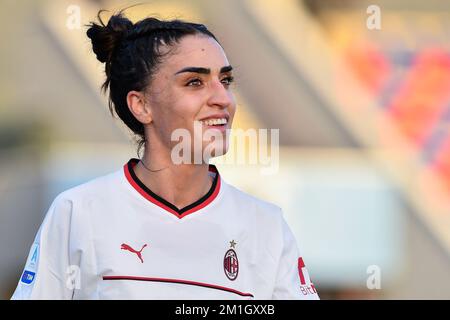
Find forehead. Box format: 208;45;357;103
163;35;230;73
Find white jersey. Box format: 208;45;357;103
11;159;319;300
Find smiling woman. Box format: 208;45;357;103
10;8;319;300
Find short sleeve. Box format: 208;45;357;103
11;196;74;300
272;213;319;300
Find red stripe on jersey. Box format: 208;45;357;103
103;275;254;298
123;159;221;219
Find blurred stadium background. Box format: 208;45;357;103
1;0;450;299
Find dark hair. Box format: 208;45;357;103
86;9;219;156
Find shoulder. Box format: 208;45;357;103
36;169;123;236
44;169;123;220
221;180;284;222
54;169;122;204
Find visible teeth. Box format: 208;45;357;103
201;118;227;126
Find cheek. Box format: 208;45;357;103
171;94;204;123
151;99;179;142
157;98;202;145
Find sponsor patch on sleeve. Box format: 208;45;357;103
26;244;39;270
20;270;36;285
20;243;39;285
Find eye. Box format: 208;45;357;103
221;76;235;86
186;78;203;87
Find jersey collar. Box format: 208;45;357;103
123;158;221;219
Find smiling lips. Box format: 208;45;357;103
200;118;228;126
197;115;229;133
199;119;228;133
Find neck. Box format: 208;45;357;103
134;146;213;210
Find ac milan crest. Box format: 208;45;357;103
223;241;239;281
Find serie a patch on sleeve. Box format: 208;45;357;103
20;243;39;285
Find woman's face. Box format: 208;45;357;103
145;34;236;163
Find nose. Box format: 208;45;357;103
207;79;233;109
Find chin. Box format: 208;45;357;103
210;147;228;158
203;140;229;160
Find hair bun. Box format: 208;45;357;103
86;12;133;63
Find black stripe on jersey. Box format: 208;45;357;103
127;159;219;215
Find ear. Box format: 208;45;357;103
126;90;153;124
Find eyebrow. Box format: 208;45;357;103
174;65;233;75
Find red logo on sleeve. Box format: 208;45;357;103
298;257;318;295
298;257;307;285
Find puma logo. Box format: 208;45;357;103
121;243;148;263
